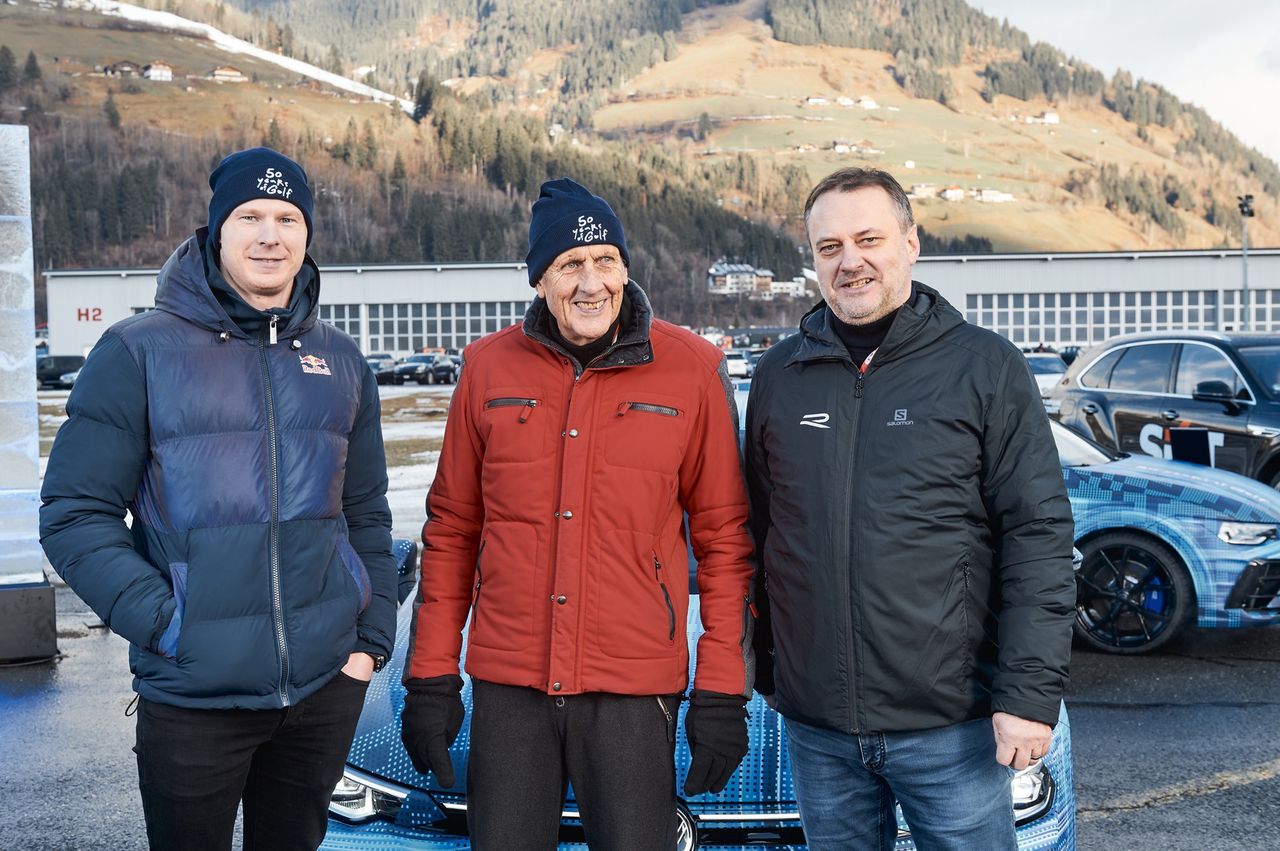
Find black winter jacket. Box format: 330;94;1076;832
745;283;1074;734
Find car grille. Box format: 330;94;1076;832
1225;559;1280;611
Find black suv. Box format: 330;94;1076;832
1045;332;1280;487
36;355;85;389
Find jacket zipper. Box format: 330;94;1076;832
617;401;680;417
654;556;675;642
471;542;486;635
258;332;289;707
486;396;539;424
656;695;675;743
843;360;869;732
544;360;576;691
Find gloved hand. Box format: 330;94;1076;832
683;690;749;796
400;675;464;788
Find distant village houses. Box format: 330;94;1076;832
707;262;807;301
210;66;248;83
143;61;173;82
103;60;142;77
976;188;1016;203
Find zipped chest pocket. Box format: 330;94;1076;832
617;401;680;418
480;392;547;462
486;397;540;423
603;395;687;472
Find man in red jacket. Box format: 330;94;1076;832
399;178;756;849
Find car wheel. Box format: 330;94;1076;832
675;799;698;851
1073;532;1193;654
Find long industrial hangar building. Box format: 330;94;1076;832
44;248;1280;357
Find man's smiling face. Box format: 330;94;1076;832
535;244;627;345
218;198;307;310
807;186;920;326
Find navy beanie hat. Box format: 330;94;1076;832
208;147;314;246
525;178;629;286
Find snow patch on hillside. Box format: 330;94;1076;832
86;0;414;115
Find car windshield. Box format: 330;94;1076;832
1025;355;1065;375
1051;420;1120;467
1236;345;1280;400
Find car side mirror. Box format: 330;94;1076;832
1192;380;1242;413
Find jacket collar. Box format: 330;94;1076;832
153;228;321;341
788;281;962;369
523;280;655;373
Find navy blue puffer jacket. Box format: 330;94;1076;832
40;232;396;709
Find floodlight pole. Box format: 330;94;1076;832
1239;194;1255;331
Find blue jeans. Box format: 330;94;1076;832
784;716;1017;851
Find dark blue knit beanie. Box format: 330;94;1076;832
208;147;314;246
525;178;629;286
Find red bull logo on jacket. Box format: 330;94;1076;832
298;354;331;376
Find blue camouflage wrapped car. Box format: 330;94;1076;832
319;543;1075;850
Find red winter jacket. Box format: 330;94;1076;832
406;285;755;698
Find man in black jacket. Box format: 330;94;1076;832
745;168;1074;850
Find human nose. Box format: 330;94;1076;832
256;219;280;244
837;243;864;273
578;260;607;292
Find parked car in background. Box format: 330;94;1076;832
322;552;1075;850
1025;352;1068;396
392;355;436;385
392;354;458;385
367;357;396;385
1045;332;1280;488
723;349;754;379
1054;419;1280;653
426;353;458;385
35;355;85;390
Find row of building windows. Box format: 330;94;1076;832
965;290;1280;345
318;301;531;355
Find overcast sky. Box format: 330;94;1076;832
972;0;1280;166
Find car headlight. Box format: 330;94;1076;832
1011;761;1055;826
1218;522;1279;545
329;774;379;821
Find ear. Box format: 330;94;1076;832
534;280;548;300
904;224;921;264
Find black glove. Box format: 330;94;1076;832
400;675;464;788
683;690;749;796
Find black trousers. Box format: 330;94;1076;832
467;680;679;851
133;671;368;851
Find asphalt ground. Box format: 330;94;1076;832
7;386;1279;850
6;594;1278;850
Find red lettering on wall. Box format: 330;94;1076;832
75;308;103;322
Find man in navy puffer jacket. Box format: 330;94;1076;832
39;148;396;851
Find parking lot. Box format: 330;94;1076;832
8;384;1279;850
